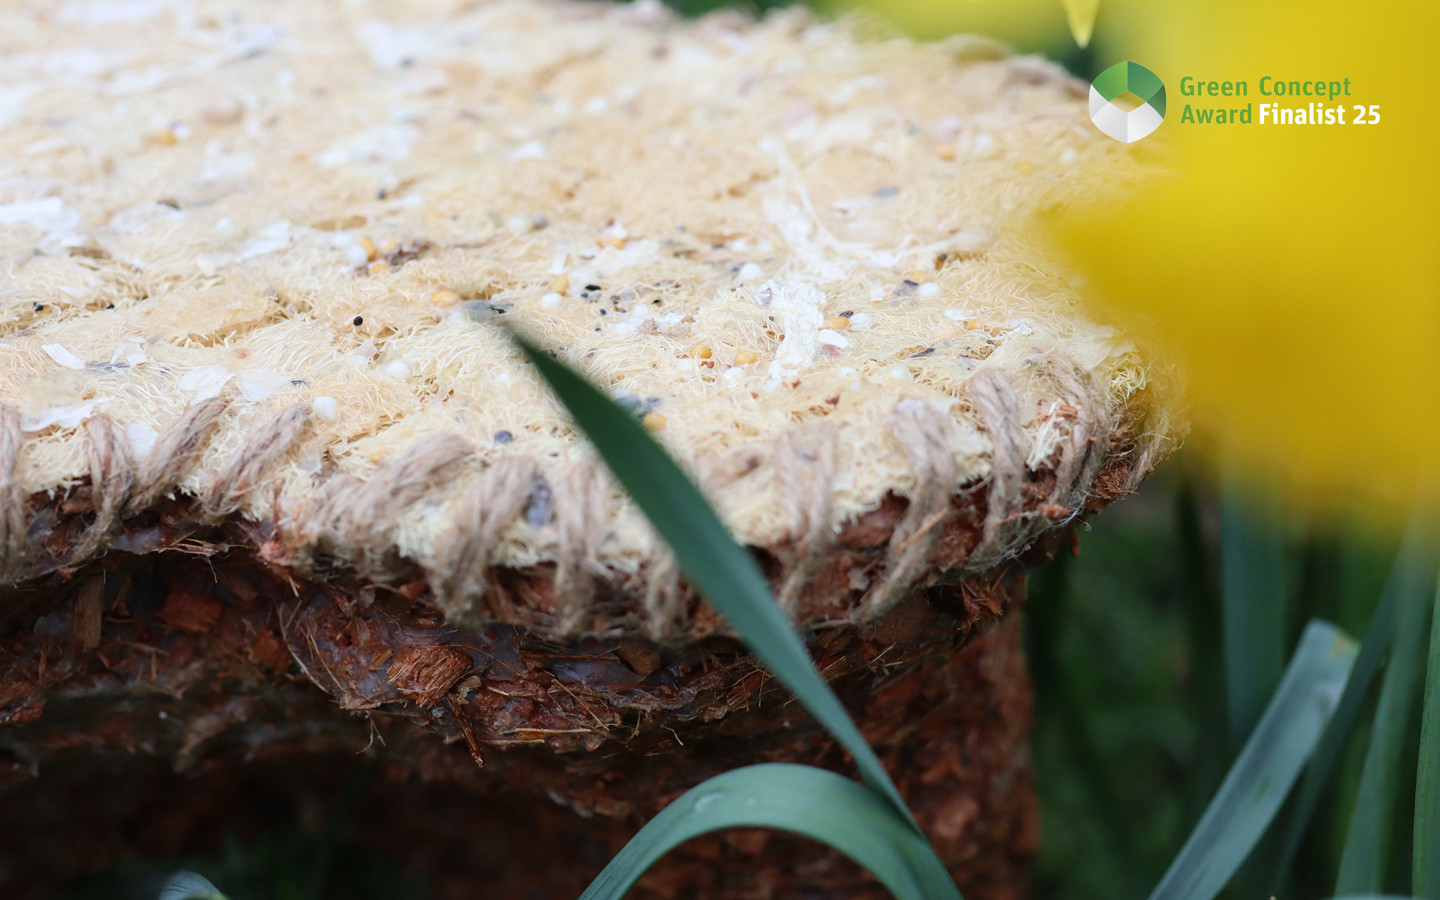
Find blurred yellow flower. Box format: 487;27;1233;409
847;0;1440;510
1057;0;1440;510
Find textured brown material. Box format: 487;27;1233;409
0;547;1035;900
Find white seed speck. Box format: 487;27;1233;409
723;366;746;382
177;365;233;400
509;140;547;161
584;96;609;115
42;344;85;370
816;329;850;348
1060;148;1079;165
539;292;563;309
21;401;97;432
918;282;941;297
738;262;763;282
344;244;368;266
848;312;873;328
125;422;158;458
313;396;339;421
383;361;410;378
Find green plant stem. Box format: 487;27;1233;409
1414;564;1440;899
1334;536;1434;893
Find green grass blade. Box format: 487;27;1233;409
158;872;227;900
511;334;914;826
1270;521;1436;893
1335;534;1436;894
1415;564;1440;899
1220;468;1289;749
578;764;960;900
1147;620;1358;900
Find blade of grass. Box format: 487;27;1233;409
1270;518;1437;893
1220;465;1289;750
1415;564;1440;899
511;333;913;825
579;764;960;900
1335;533;1436;894
1147;619;1358;900
157;872;226;900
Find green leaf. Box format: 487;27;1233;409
578;764;960;900
1147;620;1358;900
158;871;226;900
1415;563;1440;899
1061;0;1100;47
1220;469;1289;749
509;332;914;826
1270;519;1437;892
1335;529;1436;894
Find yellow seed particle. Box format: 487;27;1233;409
689;344;712;360
368;261;391;276
430;290;460;308
734;350;758;365
600;236;626;249
935;143;956;161
642;412;666;431
549;275;570;295
148;129;178;146
379;238;401;256
964;319;981;330
360;236;378;261
823;317;851;331
1016;161;1036;176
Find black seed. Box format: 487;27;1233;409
32;304;44;311
104;303;115;310
353;315;364;326
839;310;853;318
599;308;607;316
495;430;514;444
585;284;601;291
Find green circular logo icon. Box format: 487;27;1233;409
1089;61;1166;143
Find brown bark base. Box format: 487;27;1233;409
0;550;1037;899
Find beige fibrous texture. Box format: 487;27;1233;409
0;0;1177;631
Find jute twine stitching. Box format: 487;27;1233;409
0;346;1154;630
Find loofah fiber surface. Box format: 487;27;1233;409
0;0;1177;636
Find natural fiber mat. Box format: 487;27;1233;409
0;0;1175;637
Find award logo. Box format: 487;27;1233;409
1090;61;1167;142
